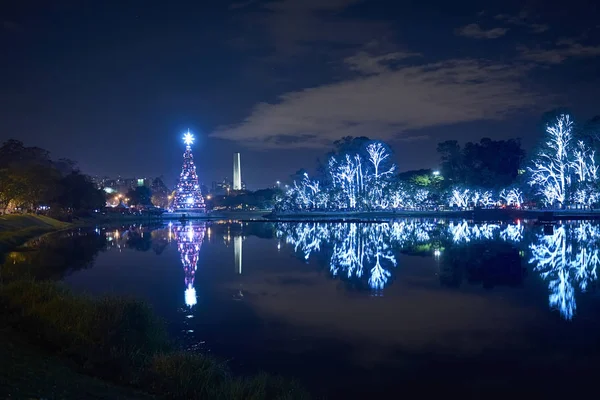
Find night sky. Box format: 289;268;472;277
2;0;600;189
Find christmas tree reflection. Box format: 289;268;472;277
171;222;206;307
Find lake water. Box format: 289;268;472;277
20;219;600;397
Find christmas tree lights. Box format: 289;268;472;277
172;130;206;211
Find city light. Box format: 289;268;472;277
433;170;440;176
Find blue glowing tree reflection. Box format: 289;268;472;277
447;220;523;244
278;219;600;318
529;222;600;320
171;222;206;307
277;221;435;291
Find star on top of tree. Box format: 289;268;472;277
183;130;195;146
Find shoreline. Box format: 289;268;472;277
0;215;71;256
162;208;600;222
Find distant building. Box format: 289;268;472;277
210;177;245;195
211;178;232;195
97;176;152;194
233;152;242;190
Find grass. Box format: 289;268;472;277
0;214;70;254
0;328;154;399
0;214;69;231
0;280;310;399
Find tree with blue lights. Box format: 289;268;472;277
528;114;573;207
172;131;206;211
528;114;600;208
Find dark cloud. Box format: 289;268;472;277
262;0;364;12
228;0;259;10
2;20;22;32
455;23;508;39
344;51;421;75
518;39;600;64
234;0;390;56
212;56;539;149
495;11;549;34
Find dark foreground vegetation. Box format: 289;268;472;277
0;282;307;399
0;216;309;399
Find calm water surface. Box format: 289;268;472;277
24;219;600;397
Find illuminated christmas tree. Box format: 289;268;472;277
172;131;206;211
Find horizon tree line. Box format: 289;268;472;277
277;112;600;211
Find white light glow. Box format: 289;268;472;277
185;286;197;307
183;130;195;146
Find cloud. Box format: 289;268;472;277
455;23;508;39
344;51;421;75
211;56;538;149
518;40;600;64
233;0;389;56
530;23;549;34
263;0;364;12
494;11;549;34
228;0;259;10
2;20;22;33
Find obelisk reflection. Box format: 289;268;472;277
234;235;243;274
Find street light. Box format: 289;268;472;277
433;170;440;176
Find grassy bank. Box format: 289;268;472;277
0;214;70;254
0;281;308;399
0;328;154;399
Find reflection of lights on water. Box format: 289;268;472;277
529;222;600;320
234;236;243;274
447;220;523;244
185;286;197;307
172;223;206;309
278;222;403;291
277;241;281;250
278;220;526;293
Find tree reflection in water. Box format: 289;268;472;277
277;221;437;291
529;222;600;320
